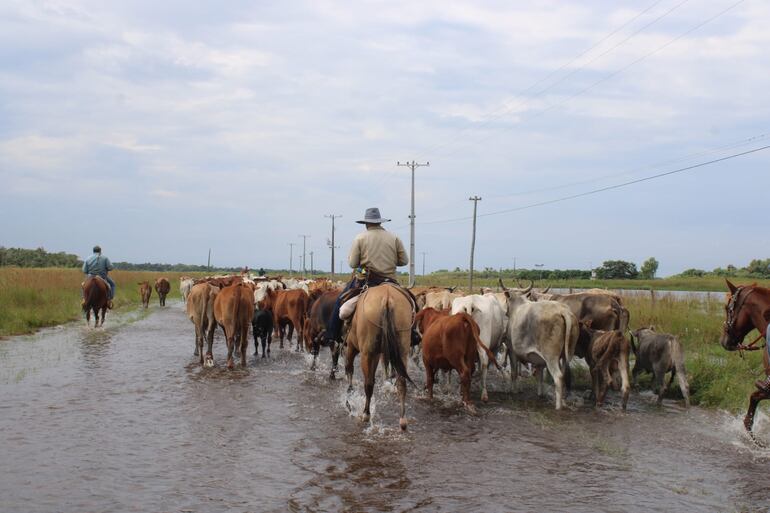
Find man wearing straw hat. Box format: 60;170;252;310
325;207;409;344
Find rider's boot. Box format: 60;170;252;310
107;299;114;309
754;376;770;393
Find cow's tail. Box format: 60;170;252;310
670;337;690;407
381;298;415;387
465;315;500;370
234;283;243;332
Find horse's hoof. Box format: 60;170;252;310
227;359;234;369
399;417;408;431
361;413;370;423
481;391;489;403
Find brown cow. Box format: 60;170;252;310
261;288;308;351
214;283;255;368
414;307;451;336
187;283;219;366
577;323;631;410
138;281;152;308
155;277;171;306
421;312;500;413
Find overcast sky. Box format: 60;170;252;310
1;0;768;276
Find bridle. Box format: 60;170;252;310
724;286;766;353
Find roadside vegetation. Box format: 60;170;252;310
0;268;202;337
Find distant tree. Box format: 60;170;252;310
640;257;659;279
680;268;706;277
595;260;639;280
746;258;770;277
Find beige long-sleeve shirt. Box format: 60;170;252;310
348;225;408;280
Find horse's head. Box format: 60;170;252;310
720;279;767;351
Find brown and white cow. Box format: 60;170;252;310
421;312;500;413
138;281;152;309
214;283;255;368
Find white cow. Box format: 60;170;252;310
504;291;578;410
180;277;195;303
426;289;462;310
451;294;508;402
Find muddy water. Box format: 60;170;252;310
1;303;768;513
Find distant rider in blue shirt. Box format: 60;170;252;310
82;245;116;309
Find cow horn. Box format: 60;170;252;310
522;280;533;294
543;285;551;293
498;278;509;291
516;278;525;288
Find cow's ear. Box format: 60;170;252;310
725;279;738;294
503;290;511;299
583;318;593;328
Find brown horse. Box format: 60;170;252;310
83;276;109;327
345;284;414;430
720;279;770;433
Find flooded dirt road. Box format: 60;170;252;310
1;303;768;512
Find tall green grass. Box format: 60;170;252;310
0;268;202;337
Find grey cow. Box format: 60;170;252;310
629;328;690;407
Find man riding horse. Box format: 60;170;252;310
82;245;116;309
325;207;417;345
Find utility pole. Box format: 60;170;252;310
421;251;427;276
298;235;310;278
468;195;482;293
287;243;296;276
207;248;211;271
397;160;429;287
325;214;341;280
310;251;314;276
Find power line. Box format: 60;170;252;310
416;143;770;226
421;0;680;158
370;0;676;194
436;0;747;162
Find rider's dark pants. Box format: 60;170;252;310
326;277;358;342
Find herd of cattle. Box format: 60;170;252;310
142;274;691;413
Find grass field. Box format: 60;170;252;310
1;268;766;413
0;267;203;337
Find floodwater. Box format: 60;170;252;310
1;303;768;513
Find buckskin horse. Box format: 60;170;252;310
83;276;109;327
345;283;414;430
720;279;770;434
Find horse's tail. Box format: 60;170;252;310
381;297;415;386
670;336;690;407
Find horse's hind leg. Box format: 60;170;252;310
360;352;376;423
345;342;359;393
744;390;769;431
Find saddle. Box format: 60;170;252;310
82;275;109;289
